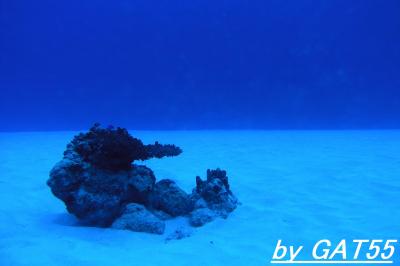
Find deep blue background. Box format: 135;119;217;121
1;0;400;130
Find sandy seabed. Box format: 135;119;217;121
0;130;399;266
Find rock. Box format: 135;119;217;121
165;227;192;241
193;198;208;209
126;165;156;204
194;169;238;213
189;208;216;227
150;209;172;221
48;161;156;226
112;203;165;234
148;179;193;217
189;168;238;225
66;188;122;226
47;157;87;203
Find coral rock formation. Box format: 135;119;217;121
47;124;237;235
189;169;239;226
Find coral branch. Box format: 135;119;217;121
65;123;182;170
145;142;182;159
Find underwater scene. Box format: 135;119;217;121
1;0;400;265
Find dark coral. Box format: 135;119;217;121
68;123;182;171
145;141;182;159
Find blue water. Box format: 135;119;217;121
1;2;400;264
1;0;400;131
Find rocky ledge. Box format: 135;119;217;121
47;124;238;235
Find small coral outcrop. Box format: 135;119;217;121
189;169;238;226
47;124;238;235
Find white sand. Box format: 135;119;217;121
0;130;399;265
